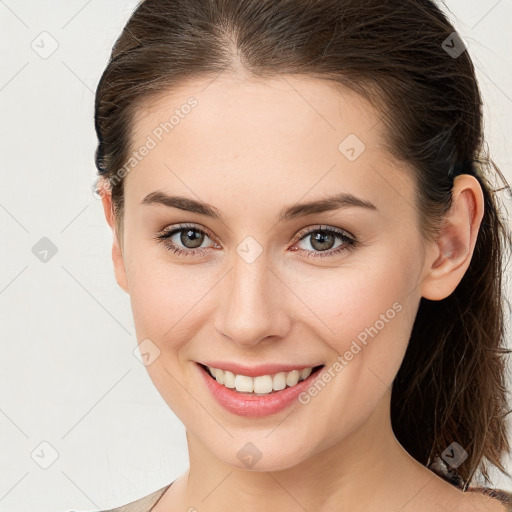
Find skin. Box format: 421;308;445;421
99;73;501;511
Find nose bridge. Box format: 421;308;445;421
214;246;290;346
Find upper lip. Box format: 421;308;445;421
197;361;323;377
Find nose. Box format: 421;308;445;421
214;251;292;348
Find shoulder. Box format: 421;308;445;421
427;457;512;511
97;482;172;512
464;486;512;512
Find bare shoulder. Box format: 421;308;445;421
451;487;512;512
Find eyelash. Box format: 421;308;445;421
154;223;358;259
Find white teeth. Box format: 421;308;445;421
253;375;273;394
301;367;312;380
235;374;253;393
273;372;287;391
223;370;236;388
206;365;318;395
286;370;300;387
213;368;224;385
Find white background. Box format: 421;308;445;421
0;1;511;510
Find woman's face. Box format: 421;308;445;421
107;74;435;471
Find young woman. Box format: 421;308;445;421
93;0;512;510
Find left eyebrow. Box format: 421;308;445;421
278;192;377;222
141;191;377;223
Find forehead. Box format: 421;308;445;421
125;74;415;222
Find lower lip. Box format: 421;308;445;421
196;363;324;417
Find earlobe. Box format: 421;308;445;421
420;175;484;301
98;178;130;294
111;237;129;294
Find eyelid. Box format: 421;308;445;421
158;223;355;244
158;223;217;243
293;224;356;243
156;222;358;258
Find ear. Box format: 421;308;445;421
98;178;129;294
420;174;485;301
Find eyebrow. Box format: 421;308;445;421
141;191;377;222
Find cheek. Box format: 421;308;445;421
125;247;218;343
288;252;421;443
286;246;420;371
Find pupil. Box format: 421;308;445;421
312;232;334;251
182;229;204;248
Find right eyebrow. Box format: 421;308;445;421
141;191;222;220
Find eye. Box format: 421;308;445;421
154;223;219;258
290;225;357;259
154;223;358;259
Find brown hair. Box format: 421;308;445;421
94;0;512;488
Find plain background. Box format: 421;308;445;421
0;1;511;510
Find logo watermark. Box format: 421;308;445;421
93;97;199;199
298;301;403;404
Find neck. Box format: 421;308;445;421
167;390;445;512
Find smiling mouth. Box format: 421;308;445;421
198;363;324;396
